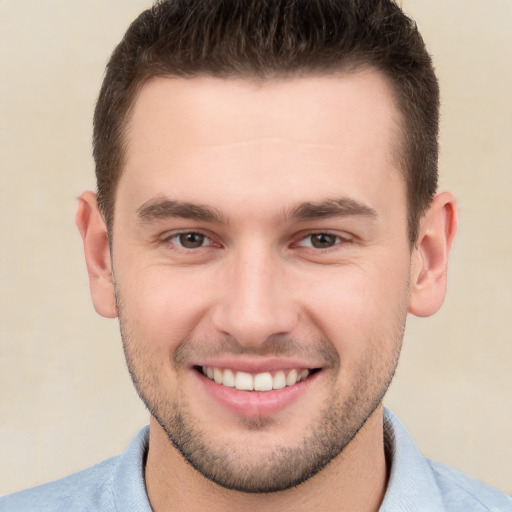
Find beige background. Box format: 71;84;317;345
1;0;511;496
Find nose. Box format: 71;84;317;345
211;245;299;347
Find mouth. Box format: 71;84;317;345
196;365;318;391
192;360;323;417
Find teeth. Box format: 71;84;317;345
273;370;286;390
235;371;253;391
213;368;223;384
201;366;311;391
223;369;235;387
254;372;273;391
286;369;298;386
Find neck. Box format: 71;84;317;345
145;406;389;512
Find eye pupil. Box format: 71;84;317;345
179;233;205;248
311;233;336;248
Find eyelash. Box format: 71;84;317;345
163;231;217;250
293;232;349;250
161;230;350;252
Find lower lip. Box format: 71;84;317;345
195;370;319;418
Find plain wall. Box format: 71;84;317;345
0;0;511;495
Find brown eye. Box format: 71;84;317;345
309;233;338;248
178;232;206;248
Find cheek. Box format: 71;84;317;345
116;262;215;350
298;257;410;358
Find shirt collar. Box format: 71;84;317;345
112;426;152;511
380;408;446;512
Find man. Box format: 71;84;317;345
1;1;510;511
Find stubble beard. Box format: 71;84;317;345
116;291;405;493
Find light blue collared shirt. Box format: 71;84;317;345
1;409;510;511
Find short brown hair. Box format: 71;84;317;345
94;0;439;244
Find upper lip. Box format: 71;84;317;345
192;357;323;373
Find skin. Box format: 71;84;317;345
76;70;457;512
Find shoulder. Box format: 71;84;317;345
427;459;512;512
0;426;151;512
382;409;511;512
0;455;120;512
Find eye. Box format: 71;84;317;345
296;233;343;249
168;232;211;249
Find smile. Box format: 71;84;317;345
200;366;313;391
195;363;322;417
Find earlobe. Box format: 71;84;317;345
408;192;458;317
75;191;118;318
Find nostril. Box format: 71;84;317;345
210;304;300;348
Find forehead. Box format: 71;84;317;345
125;69;401;152
118;71;404;222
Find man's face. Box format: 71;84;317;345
112;71;412;492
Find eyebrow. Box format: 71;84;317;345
137;198;226;224
136;196;377;224
290;198;377;221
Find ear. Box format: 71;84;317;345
75;191;118;318
408;192;458;317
